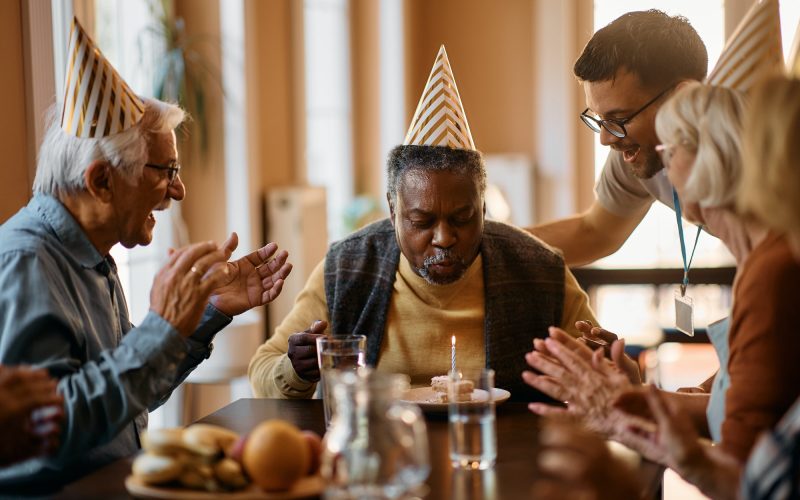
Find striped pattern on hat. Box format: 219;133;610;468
787;19;800;77
707;0;783;92
403;45;475;150
60;17;144;138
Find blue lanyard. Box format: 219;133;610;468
672;188;702;296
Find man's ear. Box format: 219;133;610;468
386;192;396;228
84;161;114;203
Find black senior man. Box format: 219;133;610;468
249;46;595;403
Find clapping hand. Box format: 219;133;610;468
576;321;642;384
611;385;741;498
209;233;293;317
522;327;633;438
150;241;231;337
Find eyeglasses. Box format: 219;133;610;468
145;162;181;186
655;143;679;167
580;86;673;139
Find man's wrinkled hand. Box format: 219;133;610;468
150;241;230;337
209;233;293;317
287;321;328;382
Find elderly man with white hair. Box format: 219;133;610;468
0;20;291;490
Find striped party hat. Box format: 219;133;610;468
404;45;475;150
788;20;800;77
60;17;144;138
706;0;783;92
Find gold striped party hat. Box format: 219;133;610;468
60;17;144;138
788;20;800;77
404;45;475;150
706;0;783;92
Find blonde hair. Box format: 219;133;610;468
738;76;800;239
34;98;186;195
655;82;747;208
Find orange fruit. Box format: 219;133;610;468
242;420;310;491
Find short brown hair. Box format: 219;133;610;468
574;10;707;90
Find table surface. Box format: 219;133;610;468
57;398;662;499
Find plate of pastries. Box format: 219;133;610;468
126;420;324;499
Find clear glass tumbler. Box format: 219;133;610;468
448;368;497;470
316;335;367;427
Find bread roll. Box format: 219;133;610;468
141;428;186;456
132;453;183;485
214;458;248;488
182;424;240;457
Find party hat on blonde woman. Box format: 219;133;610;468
404;45;475;150
60;17;144;138
706;0;783;92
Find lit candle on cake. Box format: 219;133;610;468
451;335;456;374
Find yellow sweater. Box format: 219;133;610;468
248;253;596;397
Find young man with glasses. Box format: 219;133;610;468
528;10;707;266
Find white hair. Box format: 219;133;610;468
655;83;747;208
34;98;186;195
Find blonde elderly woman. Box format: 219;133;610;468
530;76;800;500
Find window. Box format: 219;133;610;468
303;0;355;240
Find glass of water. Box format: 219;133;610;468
316;335;366;427
448;368;497;470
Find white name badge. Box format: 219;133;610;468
675;289;694;337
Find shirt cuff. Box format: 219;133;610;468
192;303;232;344
185;303;233;361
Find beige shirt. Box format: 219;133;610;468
248;253;597;398
595;150;674;217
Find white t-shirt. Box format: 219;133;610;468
595;150;674;217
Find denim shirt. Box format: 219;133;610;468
0;194;231;489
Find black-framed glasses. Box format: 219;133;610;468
580;86;673;139
145;162;181;186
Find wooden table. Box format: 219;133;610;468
58;398;662;499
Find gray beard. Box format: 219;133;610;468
417;250;467;285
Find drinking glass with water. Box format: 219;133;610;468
316;335;367;427
448;368;497;470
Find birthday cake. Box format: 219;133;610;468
430;375;473;403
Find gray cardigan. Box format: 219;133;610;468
324;218;565;402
